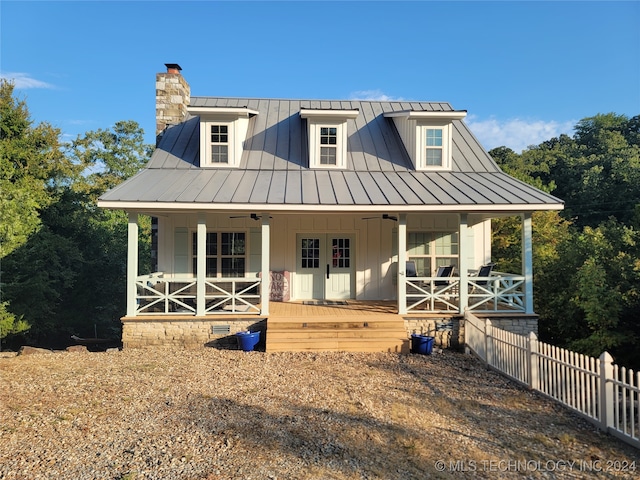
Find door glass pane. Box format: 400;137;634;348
332;238;350;268
301;238;320;269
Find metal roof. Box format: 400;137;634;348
99;97;563;212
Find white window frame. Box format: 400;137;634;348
206;121;232;165
417;122;452;170
309;122;345;168
300;109;359;169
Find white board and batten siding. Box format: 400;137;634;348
155;213;491;302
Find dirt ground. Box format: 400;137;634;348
1;347;638;479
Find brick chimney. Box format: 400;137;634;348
155;63;190;142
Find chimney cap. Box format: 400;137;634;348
164;63;182;73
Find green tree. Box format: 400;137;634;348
0;79;74;258
1;101;152;346
0;79;76;340
552;114;640;227
491;114;640;369
67;120;152;200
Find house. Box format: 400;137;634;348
97;64;564;351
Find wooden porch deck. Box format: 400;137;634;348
268;300;398;317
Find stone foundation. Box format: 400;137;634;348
123;313;538;351
122;317;266;349
403;314;538;350
478;315;539;336
404;316;464;349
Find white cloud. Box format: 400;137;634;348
466;116;576;153
349;89;405;102
0;72;55;89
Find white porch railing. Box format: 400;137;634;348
136;275;262;315
406;276;460;311
464;311;640;450
468;272;525;311
406;273;526;313
203;278;261;314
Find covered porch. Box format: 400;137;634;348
124;211;535;318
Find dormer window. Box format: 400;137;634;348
320;127;338;165
210;124;229;163
384;110;466;171
300;109;359;169
425;128;443;166
189;106;258;168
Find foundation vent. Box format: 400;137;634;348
211;325;231;335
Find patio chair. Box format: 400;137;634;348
406;261;418;278
470;263;494;292
434;265;454;288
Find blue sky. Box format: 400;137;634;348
1;1;639;153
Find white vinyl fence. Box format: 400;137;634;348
464;311;640;450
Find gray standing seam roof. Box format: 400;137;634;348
99;97;563;210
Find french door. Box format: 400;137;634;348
295;234;354;300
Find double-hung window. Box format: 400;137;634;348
319;127;338;165
425;128;444;166
210;124;229;163
192;232;246;277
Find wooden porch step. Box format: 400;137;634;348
267;328;407;340
265;317;409;353
266;338;409;353
267;320;401;330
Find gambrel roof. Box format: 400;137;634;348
98;97;563;213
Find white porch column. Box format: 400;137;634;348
196;213;207;316
260;213;270;315
398;213;407;315
126;212;139;317
458;213;470;313
522;213;534;314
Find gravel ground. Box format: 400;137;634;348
1;347;639;480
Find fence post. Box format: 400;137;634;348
528;331;539;391
485;319;493;367
599;351;614;431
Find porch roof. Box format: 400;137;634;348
98;97;563;212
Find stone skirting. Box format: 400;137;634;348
476;315;539;336
403;314;539;350
123;313;538;351
121;317;266;349
404;316;464;349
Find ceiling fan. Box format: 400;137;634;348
362;214;398;221
229;213;261;220
229;213;272;220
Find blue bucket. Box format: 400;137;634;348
236;331;260;352
411;334;434;355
